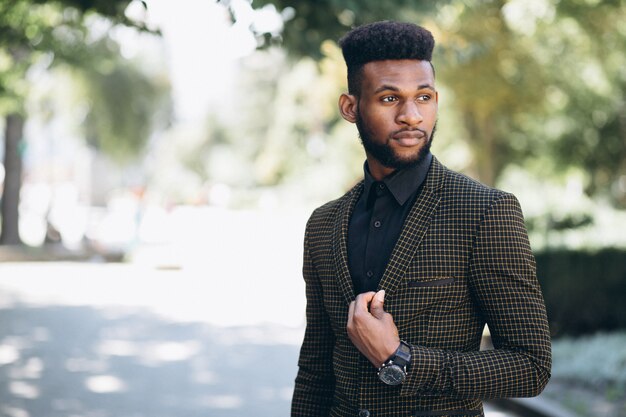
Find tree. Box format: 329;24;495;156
540;0;626;206
227;0;544;186
76;39;171;164
0;0;157;245
433;0;549;186
235;0;625;207
219;0;440;59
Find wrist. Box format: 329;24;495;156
380;341;402;368
377;340;412;386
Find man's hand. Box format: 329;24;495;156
347;290;400;367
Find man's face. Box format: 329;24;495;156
340;59;438;179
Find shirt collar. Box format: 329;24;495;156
362;152;433;206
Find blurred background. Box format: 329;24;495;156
0;0;625;416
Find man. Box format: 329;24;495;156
291;21;551;417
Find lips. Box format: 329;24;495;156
391;130;426;146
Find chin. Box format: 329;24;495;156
388;148;429;169
395;150;424;163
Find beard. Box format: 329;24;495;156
356;111;436;170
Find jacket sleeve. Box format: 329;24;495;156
291;223;336;416
400;192;552;399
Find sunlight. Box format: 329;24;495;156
9;357;44;380
0;344;20;365
65;358;107;373
0;407;29;417
199;394;243;409
9;381;39;399
142;341;200;363
0;209;308;330
85;375;127;394
96;339;139;357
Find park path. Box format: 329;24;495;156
0;262;521;417
0;208;532;416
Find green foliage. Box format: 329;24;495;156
220;0;442;59
538;0;626;205
536;249;626;336
0;0;166;161
548;332;626;416
30;0;139;16
241;0;626;208
552;332;626;390
0;0;142;108
152;43;365;207
79;52;171;163
235;45;365;197
432;0;553;185
0;0;167;245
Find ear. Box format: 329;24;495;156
339;93;358;124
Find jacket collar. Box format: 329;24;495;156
332;156;446;305
362;152;433;207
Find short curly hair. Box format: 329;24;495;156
339;21;435;96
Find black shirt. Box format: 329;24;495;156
347;153;432;295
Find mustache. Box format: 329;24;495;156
390;127;428;136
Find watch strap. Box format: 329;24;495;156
391;340;411;368
379;340;411;370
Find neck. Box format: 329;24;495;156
369;167;395;181
366;156;396;181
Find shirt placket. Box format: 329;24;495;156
363;183;388;287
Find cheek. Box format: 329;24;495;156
425;106;438;125
362;109;394;133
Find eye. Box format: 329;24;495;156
381;96;398;103
417;94;432;102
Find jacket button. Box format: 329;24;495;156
358;410;370;417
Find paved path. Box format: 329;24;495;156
0;302;297;416
0;262;528;417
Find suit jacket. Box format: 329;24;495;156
292;157;551;417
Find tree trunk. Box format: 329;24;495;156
478;115;496;187
618;97;626;207
1;113;24;245
463;112;497;187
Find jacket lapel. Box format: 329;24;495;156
378;157;446;297
332;181;363;305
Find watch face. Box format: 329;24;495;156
378;364;405;385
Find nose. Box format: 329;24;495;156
396;101;423;127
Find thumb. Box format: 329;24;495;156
369;290;386;318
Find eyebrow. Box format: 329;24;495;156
373;84;436;94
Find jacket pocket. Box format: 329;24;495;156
407;277;455;287
390;276;466;332
413;409;482;416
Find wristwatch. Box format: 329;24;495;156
377;341;411;385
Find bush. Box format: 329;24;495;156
535;249;626;336
551;332;626;386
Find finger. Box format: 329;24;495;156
346;301;355;335
354;291;376;312
369;290;386;318
348;300;355;322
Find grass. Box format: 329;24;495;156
545;331;626;416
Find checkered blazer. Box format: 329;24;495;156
292;157;551;417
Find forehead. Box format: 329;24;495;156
360;59;435;92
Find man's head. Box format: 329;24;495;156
338;21;438;179
339;21;435;97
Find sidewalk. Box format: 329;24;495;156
0;209;589;417
0;255;306;417
0;301;299;417
0;262;565;417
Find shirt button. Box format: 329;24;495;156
378;183;385;190
373;220;382;228
358;410;370;417
366;270;374;278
